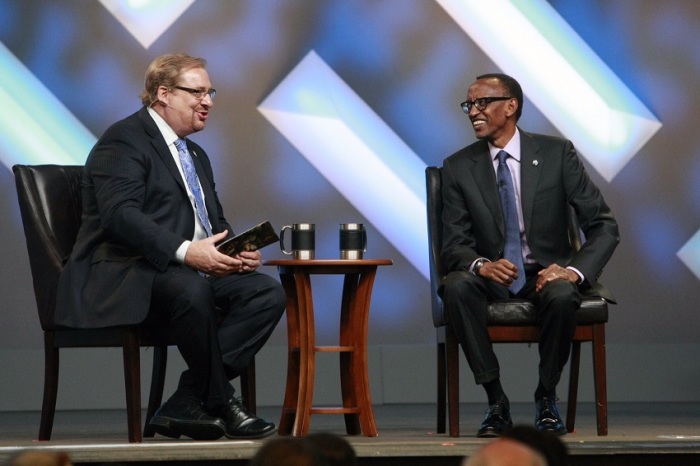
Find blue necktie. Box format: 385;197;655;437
497;150;525;294
174;138;213;237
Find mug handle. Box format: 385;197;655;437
361;225;368;252
280;225;293;255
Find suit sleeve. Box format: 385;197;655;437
562;141;620;284
441;158;481;273
87;128;187;271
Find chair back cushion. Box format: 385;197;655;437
425;167;446;327
13;164;83;331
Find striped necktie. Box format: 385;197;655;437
174;138;213;237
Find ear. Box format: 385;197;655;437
155;85;170;107
505;97;518;118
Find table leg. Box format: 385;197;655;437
340;273;362;435
340;267;379;437
293;271;316;437
278;273;299;435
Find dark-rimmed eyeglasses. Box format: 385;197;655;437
460;96;512;113
174;86;216;100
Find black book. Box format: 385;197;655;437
216;221;279;257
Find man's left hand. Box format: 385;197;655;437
234;250;261;273
536;264;578;292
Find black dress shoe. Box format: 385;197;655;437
149;394;226;440
221;396;276;439
477;398;513;438
535;397;566;435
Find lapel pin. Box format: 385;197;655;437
532;160;539;166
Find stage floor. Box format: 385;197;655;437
1;403;699;465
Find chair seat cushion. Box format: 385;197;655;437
486;298;608;326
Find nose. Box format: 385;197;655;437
201;94;213;107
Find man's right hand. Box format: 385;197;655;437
184;230;243;276
478;259;520;288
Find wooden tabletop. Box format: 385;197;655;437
263;259;393;266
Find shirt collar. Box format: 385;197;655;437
488;127;521;162
147;107;179;147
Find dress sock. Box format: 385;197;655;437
484;379;508;406
535;381;556;401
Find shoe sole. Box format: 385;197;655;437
150;415;225;441
476;420;513;438
536;425;567;436
476;430;503;438
224;425;277;440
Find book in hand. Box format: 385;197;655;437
216;221;279;257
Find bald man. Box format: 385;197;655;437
463;438;548;466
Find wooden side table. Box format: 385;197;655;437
264;259;392;437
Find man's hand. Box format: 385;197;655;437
536;264;578;292
478;259;520;288
234;249;262;273
184;230;245;276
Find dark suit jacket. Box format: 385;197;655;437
441;130;619;299
56;107;233;328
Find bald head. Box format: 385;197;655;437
464;438;547;466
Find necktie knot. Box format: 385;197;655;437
174;138;186;152
497;150;509;165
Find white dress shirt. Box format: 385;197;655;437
148;107;211;262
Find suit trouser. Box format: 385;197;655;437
442;270;580;394
149;264;286;414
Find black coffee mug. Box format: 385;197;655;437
339;223;367;259
280;223;315;259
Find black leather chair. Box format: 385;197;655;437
13;164;256;442
425;166;609;437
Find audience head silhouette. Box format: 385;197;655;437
463;437;547;466
249;437;322;466
307;432;359;466
8;451;72;466
503;424;569;466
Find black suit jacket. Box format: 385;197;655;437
441;130;619;299
56;107;232;328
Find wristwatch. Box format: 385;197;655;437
472;258;486;276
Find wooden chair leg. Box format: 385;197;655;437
241;357;257;415
122;328;143;443
39;332;58;441
143;344;168;438
592;324;608;436
437;337;446;434
446;326;460;438
566;341;582;433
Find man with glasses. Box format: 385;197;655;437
440;73;619;437
56;53;285;440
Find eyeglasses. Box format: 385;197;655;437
174;86;216;100
460;96;512;113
